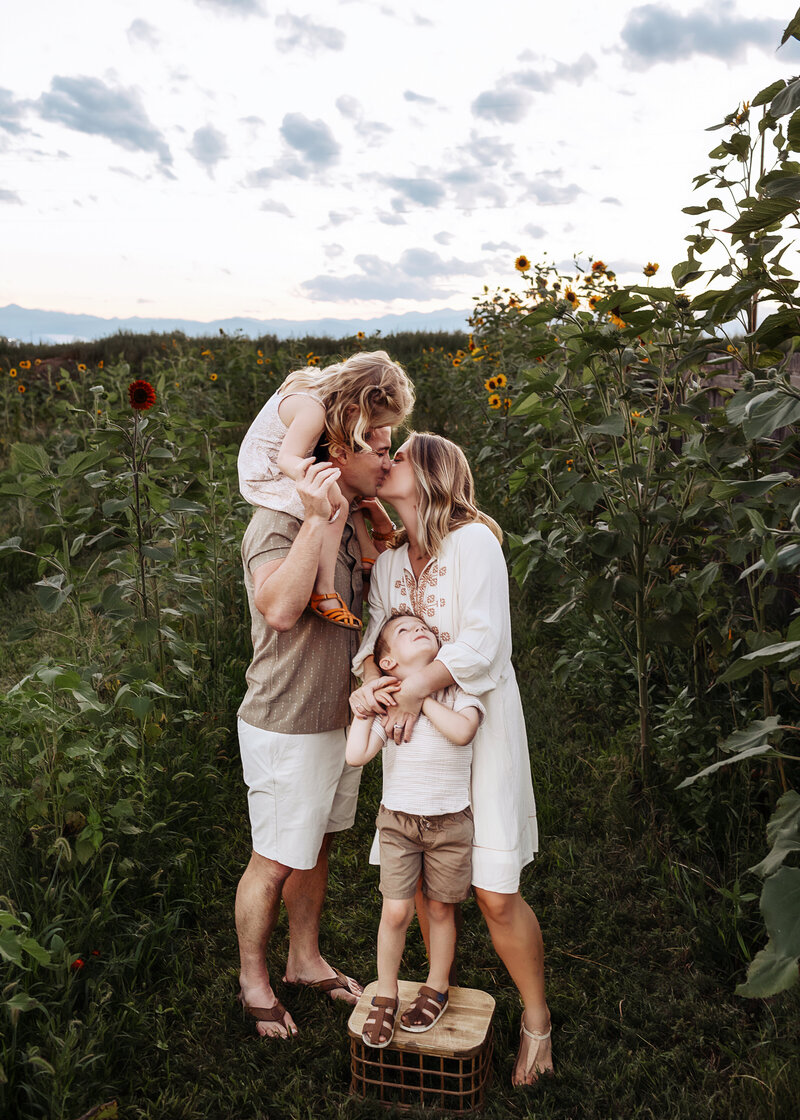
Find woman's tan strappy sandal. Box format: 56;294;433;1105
362;995;399;1049
400;985;449;1033
309;591;361;630
512;1018;553;1086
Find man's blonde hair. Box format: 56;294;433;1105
279;350;414;455
395;432;503;557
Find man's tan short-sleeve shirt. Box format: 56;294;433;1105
237;507;363;734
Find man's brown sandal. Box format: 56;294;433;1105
400;985;449;1033
282;966;360;1003
237;992;296;1038
309;591;361;630
362;995;399;1049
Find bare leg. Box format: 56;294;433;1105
313;489;351;611
376;897;415;998
473;888;553;1085
283;834;363;1003
235;851;298;1038
423;899;456;993
415;879;462;985
352;509;379;565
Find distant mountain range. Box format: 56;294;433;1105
0;303;471;344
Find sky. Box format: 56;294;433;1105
2;0;800;325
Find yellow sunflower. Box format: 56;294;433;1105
643;262;659;277
209;372;218;381
488;393;502;409
515;255;531;273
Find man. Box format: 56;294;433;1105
235;427;393;1038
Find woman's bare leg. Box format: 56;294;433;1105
473;887;553;1085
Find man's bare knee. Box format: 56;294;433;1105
246;850;294;887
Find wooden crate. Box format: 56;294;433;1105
348;980;495;1112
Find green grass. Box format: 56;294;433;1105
4;605;798;1120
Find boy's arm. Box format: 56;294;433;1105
276;398;327;480
420;697;481;746
345;716;386;767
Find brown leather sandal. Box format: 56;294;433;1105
362;994;399;1049
282;966;360;1003
237;992;297;1038
309;591;361;630
400;985;449;1033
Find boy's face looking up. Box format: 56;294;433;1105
376;616;439;678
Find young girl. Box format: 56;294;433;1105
238;350;414;629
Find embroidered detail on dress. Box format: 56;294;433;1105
392;560;449;639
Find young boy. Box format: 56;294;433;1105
346;613;485;1049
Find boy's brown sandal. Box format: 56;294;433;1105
362;995;399;1049
400;985;449;1033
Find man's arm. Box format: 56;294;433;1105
251;459;341;631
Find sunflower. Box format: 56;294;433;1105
201;349;213;357
98;360;104;369
588;295;601;311
494;373;507;388
484;377;498;390
9;369;17;377
209;372;218;381
452;358;461;367
488;393;502;409
591;260;606;272
17;384;25;394
515;255;530;273
128;379;157;410
643;262;659;277
19;359;31;369
257;349;263;357
257;358;264;364
34;358;41;366
78;363;87;372
503;398;512;410
565;288;578;307
609;312;626;329
357;331;365;340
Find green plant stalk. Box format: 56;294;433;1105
130;413;150;628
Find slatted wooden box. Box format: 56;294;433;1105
348;980;495;1113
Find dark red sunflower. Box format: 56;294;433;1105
128;380;156;411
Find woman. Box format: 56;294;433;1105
350;432;553;1086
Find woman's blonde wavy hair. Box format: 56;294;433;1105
278;350;414;455
394;432;502;556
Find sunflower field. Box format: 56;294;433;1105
2;15;800;1120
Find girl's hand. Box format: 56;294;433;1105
381;680;425;743
350;676;401;718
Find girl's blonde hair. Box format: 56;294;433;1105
395;432;503;556
279;350;414;454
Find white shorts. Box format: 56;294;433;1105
238;718;361;870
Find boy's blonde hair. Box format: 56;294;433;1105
394;432;503;557
279;350;414;455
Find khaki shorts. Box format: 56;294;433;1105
376;804;473;903
238;718;361;870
